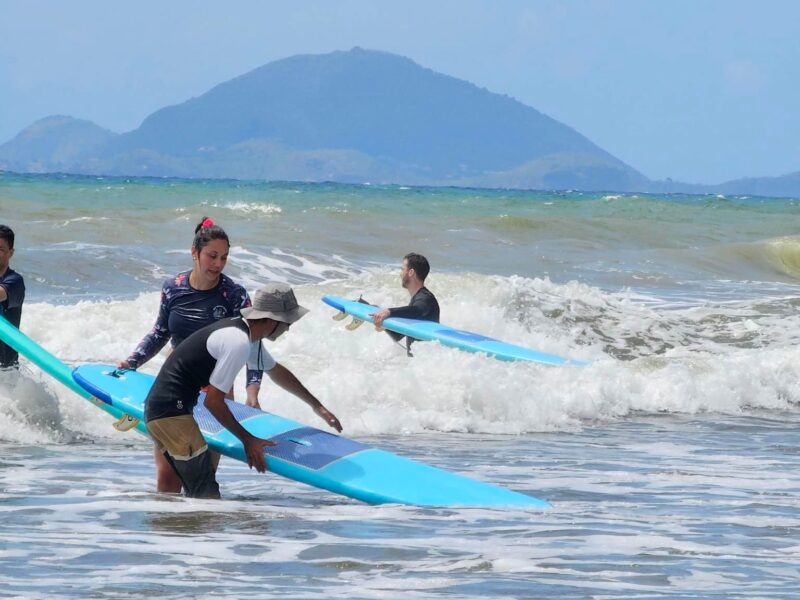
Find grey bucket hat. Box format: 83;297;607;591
240;282;309;323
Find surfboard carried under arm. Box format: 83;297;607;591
322;294;588;366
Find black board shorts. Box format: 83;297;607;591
147;415;220;499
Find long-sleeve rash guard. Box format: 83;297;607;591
0;267;25;368
126;270;263;386
387;287;440;322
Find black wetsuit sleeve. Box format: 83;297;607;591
0;271;24;368
388;288;440;322
127;284;172;368
388;304;426;319
0;271;24;311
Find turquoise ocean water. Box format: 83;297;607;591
1;172;800;598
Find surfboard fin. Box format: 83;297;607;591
345;317;365;331
112;413;140;432
331;311;348;321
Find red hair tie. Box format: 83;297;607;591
201;218;215;229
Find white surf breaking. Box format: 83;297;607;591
4;272;800;445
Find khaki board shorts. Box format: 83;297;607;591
147;415;220;498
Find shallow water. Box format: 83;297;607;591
2;414;799;598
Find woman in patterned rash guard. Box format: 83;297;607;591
117;217;266;493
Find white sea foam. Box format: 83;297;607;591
6;272;800;446
219;201;283;215
56;216;111;226
0;368;68;443
228;246;373;287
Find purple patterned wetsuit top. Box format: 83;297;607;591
127;270;262;386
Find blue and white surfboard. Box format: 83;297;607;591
322;294;587;366
0;316;548;507
72;364;549;507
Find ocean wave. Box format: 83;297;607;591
304;204;353;215
687;236;800;282
491;214;547;230
227;246;373;287
56;216;111;226
8;179;800;304
219;201;283;215
0;368;74;443
8;272;800;441
760;236;800;279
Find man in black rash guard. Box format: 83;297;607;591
370;253;440;353
144;282;342;499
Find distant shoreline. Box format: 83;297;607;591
2;168;798;201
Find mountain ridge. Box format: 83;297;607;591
0;48;796;196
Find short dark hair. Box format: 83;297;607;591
0;225;15;249
404;252;430;281
193;216;229;252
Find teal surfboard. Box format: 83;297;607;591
0;315;146;433
72;364;548;507
0;316;549;507
322;294;588;366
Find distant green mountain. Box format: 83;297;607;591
112;48;645;185
2;48;796;196
0;48;648;190
645;171;800;198
715;171;800;197
0;116;115;173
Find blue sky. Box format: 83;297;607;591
1;0;797;183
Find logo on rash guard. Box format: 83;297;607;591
212;305;228;319
176;399;183;410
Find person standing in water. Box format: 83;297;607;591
0;225;25;369
117;217;265;493
144;282;342;498
370;253;440;352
